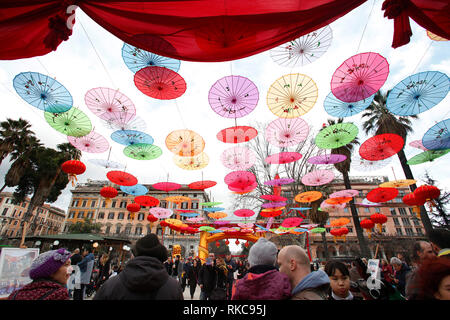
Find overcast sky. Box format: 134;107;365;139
0;1;449;225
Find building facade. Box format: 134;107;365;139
276;176;427;261
0;192;66;238
65;179;211;257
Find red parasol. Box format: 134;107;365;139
217;126;258;144
367;187;399;203
234;209;256;218
359;134;404;161
134;66;186;100
260;195;287;202
134;195;160;207
106;171;138;186
265;152;302;164
152;182;182;192
260;209;283;218
188;180;217;190
228;182;257;193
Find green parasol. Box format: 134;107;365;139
407;149;450;165
199;226;216;232
315;122;358;149
44;107;92;137
310;227;326;233
123;143;162;160
200;202;223;207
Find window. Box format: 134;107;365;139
82;200;87;207
135;227;142;235
402;217;411;226
390;208;396;216
118;212;124;220
138;213;144;221
344;207;349;213
396;228;403;235
21;202;26;208
413;218;420;226
398;207;407;215
12;210;16;217
416;228;423;235
91;201;96;207
102;201;106;208
115;225;121;234
405;228;414;236
120;201;127;208
393;218;400;226
2;208;8;216
374;207;381;213
98;212;105;219
128;213;134;220
181;202;188;209
108;212;115;220
68;211;75;219
87;211;93;219
13;220;17;225
364;207;370;213
125;226;132;235
192;202;199;209
105;225;111;234
160;201;167;208
348;227;353;233
111;201;116;208
78;212;85;219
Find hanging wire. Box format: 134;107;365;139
356;0;377;53
174;100;187;129
36;58;51;75
412;41;434;74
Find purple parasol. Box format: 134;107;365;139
261;202;287;208
307;154;347;165
264;178;295;186
68;131;110;153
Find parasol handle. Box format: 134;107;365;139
391;166;397;181
107;146;112;161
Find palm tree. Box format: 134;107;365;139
361;90;433;234
0;118;34;166
327;118;371;258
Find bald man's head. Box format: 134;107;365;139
277;245;311;288
278;245;310;266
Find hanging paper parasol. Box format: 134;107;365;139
106;170;138;186
111;130;154;146
221;146;256;170
426;30;449;41
264;177;295;186
13;71;73;113
186;216;204;222
386;71;449;116
174;152;209;170
357;198;382;207
228;182;257;194
291;207;311;211
407;148;450;165
367;187;399;203
422;119;450;150
188;180;217;190
200;202;223;207
85;87;136;122
330;217;350;227
224;171;256;189
265;152;302;164
134;66;186;100
307;154;347;165
234;209;255;218
315;122;359;149
331;52;389;103
89;159;124;170
380;179;416;188
122;42;181;73
267;73;318;118
359;134;404;161
120;184;148;196
260;195;287;202
330;189;359;198
179;212;199;218
208;75;259;118
199;226;216;232
44;108;92;137
260;209;283;218
310;227;326;234
102;115;147;132
320;201;345;212
281;217;303;228
409;140;428;151
165;129;205;157
202;207;225;212
295;191;322;203
324;92;375;117
270;25;333;67
325;197;352;205
261;202;287;209
265;117;309;148
351;155;392;171
68;131;109;153
301;169;334;186
124;143;162;160
150;207;173;219
135;195;160;207
216;126;258;144
208;212;228;219
152;182;181;192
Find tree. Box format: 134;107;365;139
67;217;102;234
361;90;433;235
421;171;450;227
0;118;34;166
326;118;371;258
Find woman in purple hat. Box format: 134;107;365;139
8;248;72;300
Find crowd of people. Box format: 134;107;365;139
5;228;450;300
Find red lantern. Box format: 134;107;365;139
244;241;249;248
360;218;375;239
127;203;141;213
146;214;158;230
370;213;387;233
61;160;86;186
339;227;349;242
330;228;341;243
414;185;440;209
100;186;118;206
215;241;220;248
235;239;240;245
225;239;230;245
403;193;425;218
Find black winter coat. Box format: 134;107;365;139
93;256;183;300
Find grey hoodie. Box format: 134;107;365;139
292;270;330;296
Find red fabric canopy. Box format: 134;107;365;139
1;1;448;61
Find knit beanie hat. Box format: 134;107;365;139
29;248;71;280
132;233;168;263
248;238;277;267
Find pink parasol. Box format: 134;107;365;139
265;152;302;164
149;207;173;219
264;177;295;186
85;87;136;122
282;217;303;228
224;171;256;189
331;52;389;103
307;154;347;165
301;169;334;186
228;181;257;193
68;131;109;153
238;222;254;229
214;220;231;226
320;201;345;212
261;202;286;208
186;216;204;222
409;140;428;151
152;182;182;192
265;118;309;148
220;146;256;170
209;75;259;118
234;209;256;218
260;195;287;202
330;189;359;198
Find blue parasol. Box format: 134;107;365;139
324;91;374;118
120;184;148;196
203;207;225;212
422;118;450;150
122;43;181;73
13;71;73;113
386;71;449;116
178;212;199;218
254;224;270;232
291;207;312;211
111;130;154;146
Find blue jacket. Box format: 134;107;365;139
292;270;330;297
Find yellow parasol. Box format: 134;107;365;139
379;179;416;188
165;129;205;157
208;212;228;219
173;152;209;170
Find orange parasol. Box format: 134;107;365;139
294;191;322;203
379;179;416;188
325;197;352;205
330;217;350;227
165;129;205;157
208;212;228;219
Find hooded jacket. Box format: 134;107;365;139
232;265;291;300
78;253;95;285
291;269;330;300
93;256;183;300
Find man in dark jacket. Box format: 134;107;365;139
224;254;237;300
94;234;183;300
198;253;217;300
390;257;411;297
